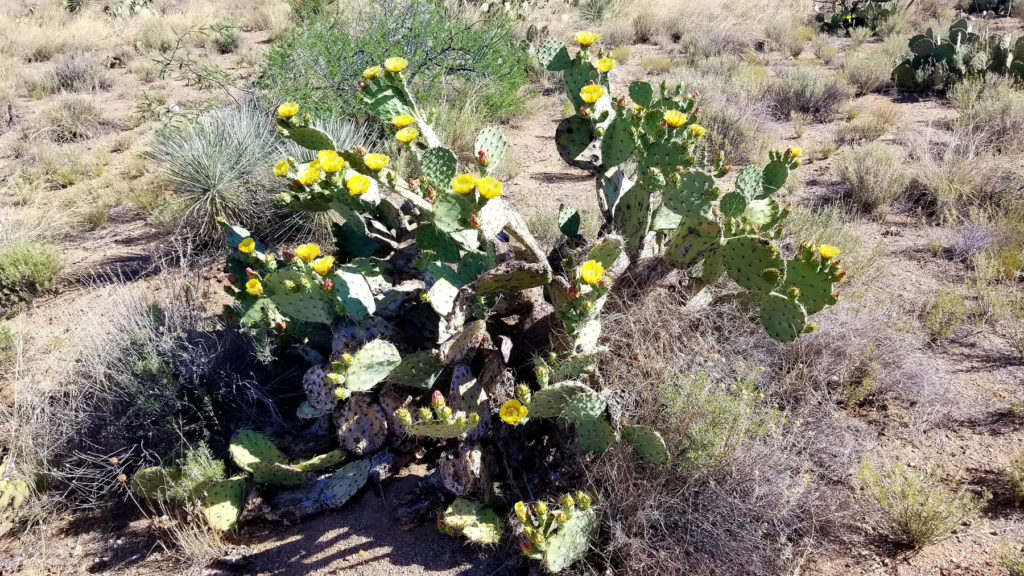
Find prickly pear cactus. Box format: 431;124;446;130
514;491;598;573
438;443;485;497
203;476;246;531
622;425;669;465
399;391;482;439
438;498;504;545
335;394;389;456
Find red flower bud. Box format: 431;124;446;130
355;146;366;155
275;321;286;331
431;390;445;408
245;267;258;279
324;278;334;292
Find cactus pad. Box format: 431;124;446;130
663;215;722;270
433;193;473;234
421;147;458;187
130;467;178;500
613;182;651;256
586;235;624;270
303;364;335;412
663;171;715;219
363;83;415;120
529;381;596;418
250;462;308;486
760;292;808;342
734;165;763;199
722;236;785;294
203;476;246;531
265;270;334;324
335;394;389;455
719;192;748;218
628;81;653;108
761;160;789;196
322;459;370;506
229;430;286;472
622;425;669;465
474;126;507;172
406;417;479;439
601;113;635;168
294;450;347;472
783;258;838;315
345;339;401;392
555;116;598;170
472;262;552;295
439;443;484;497
386;349;442;390
282;126;335;152
333;266;377;321
440;498;504;545
544;506;598;573
538;37;571;71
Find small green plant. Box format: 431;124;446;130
0;242;64;315
922;289;968;341
0;323;16;375
859;461;989;548
640;55;675;73
1008;451;1024;504
512;492;597;572
767;67;854;121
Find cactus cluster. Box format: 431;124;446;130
513;492;598;573
540;35;843;342
815;0;902;35
438;497;504;545
893;19;1024;92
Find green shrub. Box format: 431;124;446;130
950;77;1024;155
766;67;853;121
859;461;988;548
837;142;910;213
843;47;893;94
1008;451;1024;504
259;0;531;122
0;323;15;375
922;289;968;341
0;242;64;296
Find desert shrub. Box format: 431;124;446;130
632;11;658;43
0;323;15;376
147;104;283;248
53;51;109;92
858;461;988;548
0;242;64;315
37;97;103;143
1004;550;1024;576
1009;452;1024;504
578;0;619;23
259;0;531;122
921;289;967;341
811;33;839;63
640;55;675;73
206;23;240;54
849;26;873;47
766;67;854;121
843;47;893;94
837;142;910;213
949;77;1024;155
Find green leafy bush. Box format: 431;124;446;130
0;242;64;317
259;0;532;122
922;289;967;341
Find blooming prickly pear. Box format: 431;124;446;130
431;390;445;408
323;278;334;292
560;493;575;509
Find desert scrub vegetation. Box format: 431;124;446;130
837;142;910;214
1009;451;1024;504
0;242;64;318
858;461;988;548
766;66;854;121
921;288;968;341
259;0;531;123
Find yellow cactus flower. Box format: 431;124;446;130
277;102;299;119
347;173;371;196
238;238;256;254
580;259;604;285
476;176;503;199
818;244;839;259
384;57;409;73
312;256;335;276
580;84;605;104
320;155;344;173
451;173;478;195
785;145;803;159
395;127;419;143
574;31;600;47
274;160;290;177
294;243;321;262
363;66;381;79
364;153;390;172
499;399;528;425
392;114;415;128
317;150;338;162
596;58;617;73
663;109;687;128
688;124;706;137
297;168;320;187
245;278;263;296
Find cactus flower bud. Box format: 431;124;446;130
575;491;592;510
535;365;550;378
454;414;467;427
282;279;296;290
245;267;258;279
323;278;335;292
534;502;548;515
581;300;594;314
555;511;570;524
340;352;354;365
804;322;817;333
418;407;433;421
355;145;367;155
431;390;445;408
529;529;545;544
275;321;287;331
520;540;533;555
468;412;480;426
325;372;345;386
440;405;453;420
514;501;529;522
333;387;350;400
477;149;490;167
515;384;532;402
469;213;480;228
226;273;236;282
396;408;413;425
579;105;590;118
560;493;575;509
357;80;367;89
787;286;800;299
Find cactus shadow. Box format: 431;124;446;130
240;472;520;575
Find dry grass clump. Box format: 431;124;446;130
766;66;854;122
35;96;105;143
843;46;895;95
837;142;910;214
53;51;111;92
949;76;1024;156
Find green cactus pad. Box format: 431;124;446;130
564;60;600;108
650;205;682;231
0;478;29;511
297;400;330;420
416;225;462;263
663;171;715;219
229;430;286;472
783;258;838;315
346;339;401;392
203;476;246;531
294;449;347;472
761;160;789;196
742;198;781;228
421;147;458;187
760;292;808;342
323;459;370;505
701;249;726;285
544;507;598;573
335;394;389;455
555;116;598;170
572;318;603;355
131;466;179;500
406;418;479;439
433;193;473;234
613;182;651;256
472;261;551;295
586;235;624;270
427;276;460;317
601;113;635;168
565;391;606;421
575;415;617;452
363;83;416;121
734;165;762;199
265;270;335;324
663;215;723;270
250;462;308;486
440;498;504;545
629;81;654;108
622;425;669;465
719;192;748;218
441;320;488;366
722;236;785;294
558;205;582;237
332;266;377;321
477;196;509;241
538;37;571;71
474;126;507;172
529;381;596;418
282;126;335;152
386;349;442;390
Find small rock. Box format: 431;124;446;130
881;227;902;237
